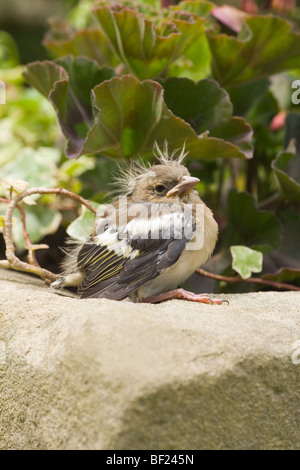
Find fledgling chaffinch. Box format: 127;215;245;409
52;143;227;304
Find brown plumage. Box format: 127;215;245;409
52;143;227;304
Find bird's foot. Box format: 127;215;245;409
141;288;229;305
51;278;64;289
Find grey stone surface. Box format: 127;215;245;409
0;268;299;450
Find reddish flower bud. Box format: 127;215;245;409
270;110;287;132
241;0;259;14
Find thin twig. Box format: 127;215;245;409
2;187;96;283
1;196;50;267
196;268;300;291
0;260;10;269
257;192;280;210
18;202;40;267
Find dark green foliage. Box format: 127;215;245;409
1;0;300;291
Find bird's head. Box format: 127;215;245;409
131;163;200;204
116;142;200;205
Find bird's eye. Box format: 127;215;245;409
154;184;166;195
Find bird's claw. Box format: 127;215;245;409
141;288;229;305
51;278;64;289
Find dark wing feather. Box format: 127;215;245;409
77;233;189;300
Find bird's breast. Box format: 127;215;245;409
135;204;218;300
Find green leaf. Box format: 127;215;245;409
0;31;19;68
272;145;300;200
78;157;120;199
163;77;253;158
271;113;300;200
43;24;119;68
0;204;62;250
1;177;29;193
225;189;281;253
66;204;98;241
24;63;253;161
83;74;253;160
208;16;300;87
1;147;60;190
163;77;233;132
167;0;215;80
262;267;300;287
93;2;206;79
231;245;263;279
23;60;68;98
227;79;270;117
24;57;115;159
172;0;215;23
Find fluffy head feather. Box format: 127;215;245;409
153;140;188;166
113;141;188;196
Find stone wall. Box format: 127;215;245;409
0;269;299;449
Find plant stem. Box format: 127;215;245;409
195;268;300;291
2;187;97;283
257;192;280;210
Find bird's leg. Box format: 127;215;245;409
141;288;229;305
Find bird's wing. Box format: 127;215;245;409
77;205;194;299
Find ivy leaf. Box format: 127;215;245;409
0;204;62;250
1;147;60;190
1;177;29;193
24;57;115;159
231;245;263;279
208;16;300;87
225;189;281;253
66;204;99;241
93;2;206;79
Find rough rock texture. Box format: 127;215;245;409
0;269;299;450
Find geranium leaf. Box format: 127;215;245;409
43;23;119;68
262;267;300;287
208;16;300;87
163;77;253;158
272;145;300;200
24;64;253;161
271;113;300;200
24;57;115;159
83;75;253;160
92;2;206;79
163;77;233;132
225;189;281;252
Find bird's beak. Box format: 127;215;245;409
166;175;200;197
